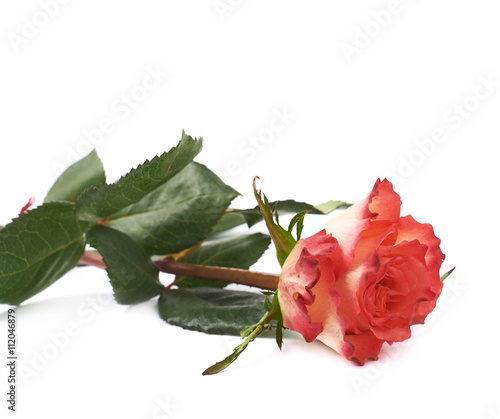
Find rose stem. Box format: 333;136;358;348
79;251;279;291
155;258;279;291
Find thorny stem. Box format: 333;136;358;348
79;251;279;291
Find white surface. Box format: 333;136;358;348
1;1;499;418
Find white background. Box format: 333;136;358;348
1;1;499;418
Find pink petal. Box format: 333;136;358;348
278;230;338;342
341;333;385;365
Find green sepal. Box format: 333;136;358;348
224;199;351;230
202;307;275;376
202;322;263;376
263;297;273;312
203;289;284;375
440;266;455;282
239;323;256;339
287;210;310;241
253;178;297;267
270;292;283;350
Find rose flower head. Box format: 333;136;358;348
277;179;446;365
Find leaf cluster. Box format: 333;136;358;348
0;131;350;373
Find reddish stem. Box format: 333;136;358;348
79;251;279;291
155;258;279;291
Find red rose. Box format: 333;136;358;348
277;179;445;365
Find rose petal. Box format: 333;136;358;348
323;179;402;326
341;333;385;365
308;258;348;355
368;179;401;225
395;215;445;315
278;230;338;342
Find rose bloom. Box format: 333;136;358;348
278;179;445;365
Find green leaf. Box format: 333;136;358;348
45;150;106;203
85;225;163;305
175;233;271;288
239;199;351;228
313;200;351;214
75;132;203;222
217;199;351;232
0;203;92;305
224;210;263;229
208;212;250;237
158;287;266;335
106;162;238;255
